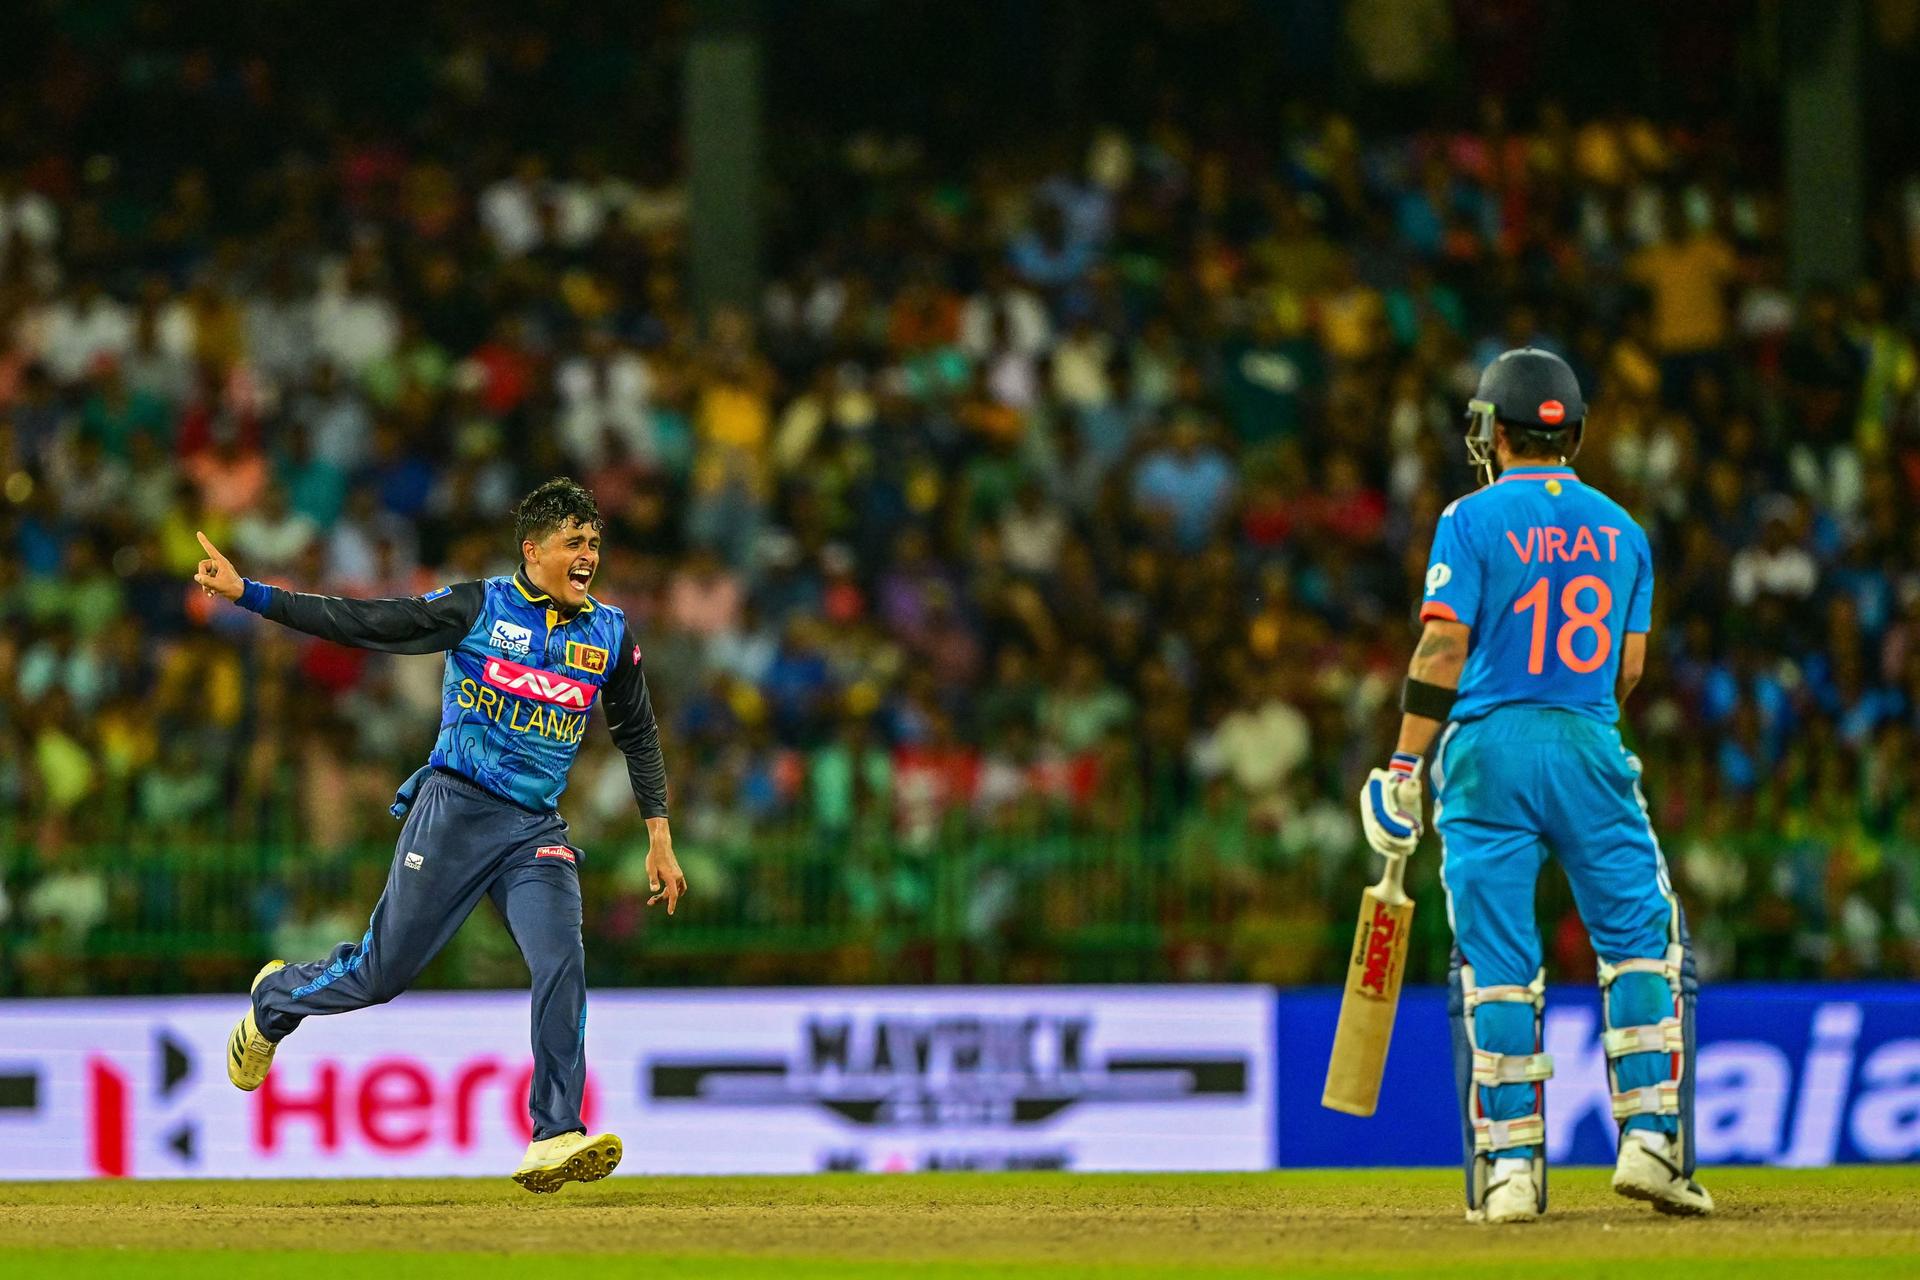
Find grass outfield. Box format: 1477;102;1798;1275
3;1168;1918;1278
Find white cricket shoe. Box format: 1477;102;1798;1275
511;1130;623;1194
226;960;286;1091
1476;1158;1540;1224
1612;1131;1714;1216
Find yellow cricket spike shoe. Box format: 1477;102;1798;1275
226;960;287;1092
511;1131;623;1194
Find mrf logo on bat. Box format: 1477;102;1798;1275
1322;848;1415;1117
1356;902;1404;1000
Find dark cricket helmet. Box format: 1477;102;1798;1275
1464;347;1586;485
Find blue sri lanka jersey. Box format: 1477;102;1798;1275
1419;464;1654;725
237;570;667;815
429;575;631;810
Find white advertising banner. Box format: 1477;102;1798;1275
0;987;1273;1179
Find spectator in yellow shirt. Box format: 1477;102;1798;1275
1628;200;1739;405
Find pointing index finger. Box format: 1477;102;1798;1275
195;530;219;558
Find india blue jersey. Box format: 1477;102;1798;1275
1419;465;1653;725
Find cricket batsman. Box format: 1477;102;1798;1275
1358;349;1712;1223
193;477;686;1193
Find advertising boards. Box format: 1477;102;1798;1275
3;982;1910;1177
0;987;1274;1178
1273;984;1920;1167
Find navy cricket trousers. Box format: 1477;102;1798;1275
253;770;589;1141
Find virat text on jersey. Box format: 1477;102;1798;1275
1504;524;1627;564
1419;465;1654;725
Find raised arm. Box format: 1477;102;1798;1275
194;530;482;654
601;622;685;913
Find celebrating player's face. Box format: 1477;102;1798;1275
526;519;601;608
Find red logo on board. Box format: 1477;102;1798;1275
1538;400;1566;424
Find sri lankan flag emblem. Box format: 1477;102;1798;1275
565;641;610;675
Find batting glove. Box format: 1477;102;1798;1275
1359;752;1424;857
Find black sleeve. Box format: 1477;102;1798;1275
601;622;669;819
242;579;485;654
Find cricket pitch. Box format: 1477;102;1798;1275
3;1167;1917;1278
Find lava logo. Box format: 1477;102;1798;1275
1358;903;1399;998
648;1014;1249;1130
481;658;594;709
489;620;533;658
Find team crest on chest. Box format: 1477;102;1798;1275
565;641;610;675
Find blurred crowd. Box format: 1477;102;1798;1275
4;9;1920;994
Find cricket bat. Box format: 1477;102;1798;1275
1320;848;1414;1117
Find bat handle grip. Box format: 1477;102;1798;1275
1374;849;1411;906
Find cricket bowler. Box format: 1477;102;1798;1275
193;477;686;1193
1358;349;1712;1223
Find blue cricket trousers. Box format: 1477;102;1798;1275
253;769;589;1142
1432;706;1684;1158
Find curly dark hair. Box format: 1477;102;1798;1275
514;477;603;548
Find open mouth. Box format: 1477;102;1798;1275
567;566;594;591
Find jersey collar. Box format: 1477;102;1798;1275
1495;465;1580;484
513;568;596;616
512;568;550;603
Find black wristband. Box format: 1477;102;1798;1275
1401;677;1457;721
